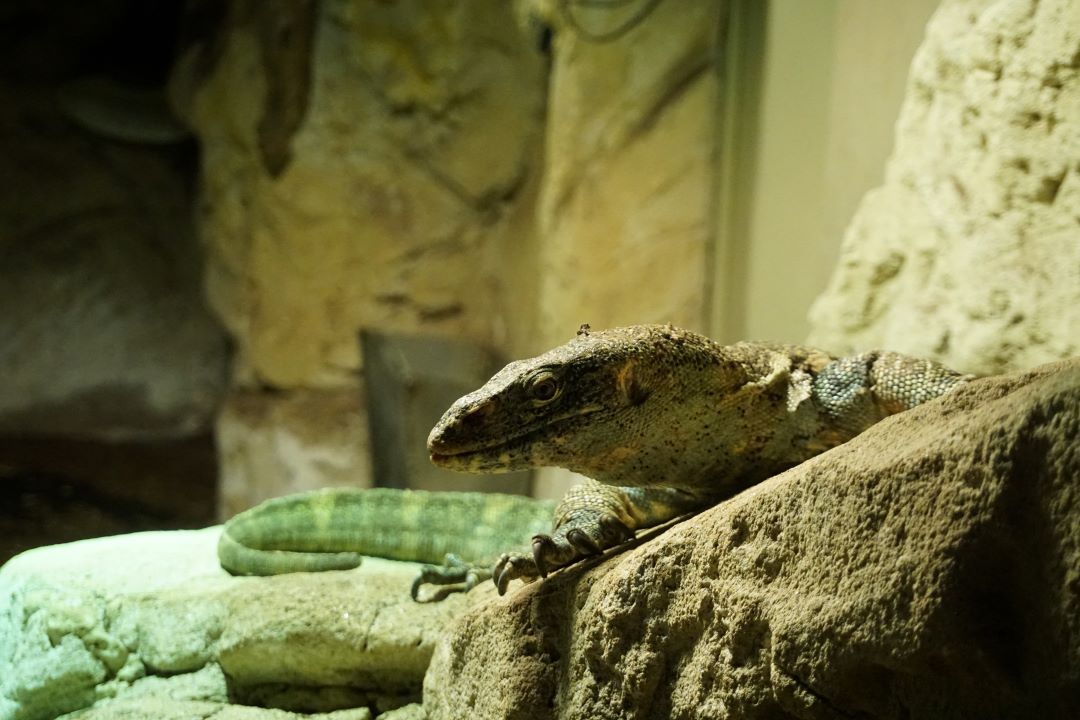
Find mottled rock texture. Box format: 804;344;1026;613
174;0;550;509
0;528;462;720
175;0;547;388
424;359;1080;719
810;0;1080;375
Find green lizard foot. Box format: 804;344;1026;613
410;553;492;602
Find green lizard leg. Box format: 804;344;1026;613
492;480;704;594
410;553;492;601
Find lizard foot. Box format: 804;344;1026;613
410;553;491;602
492;551;542;595
492;513;634;595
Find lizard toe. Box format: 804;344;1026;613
493;553;538;595
598;514;635;545
566;527;602;556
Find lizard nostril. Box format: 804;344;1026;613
463;401;494;423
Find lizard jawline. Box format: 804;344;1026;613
430;406;602;471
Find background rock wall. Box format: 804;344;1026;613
0;0;227;441
177;0;548;389
0;0;224;562
531;0;722;345
809;0;1080;375
174;0;550;508
179;0;729;510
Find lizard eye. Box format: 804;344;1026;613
527;371;561;405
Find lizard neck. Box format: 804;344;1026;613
548;341;825;497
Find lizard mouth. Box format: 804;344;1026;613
428;406;603;470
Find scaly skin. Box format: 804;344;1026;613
427;324;972;594
218;487;555;598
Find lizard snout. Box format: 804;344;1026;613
427;399;496;457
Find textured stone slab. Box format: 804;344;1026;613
0;527;477;720
810;0;1080;374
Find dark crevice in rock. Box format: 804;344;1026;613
255;0;318;177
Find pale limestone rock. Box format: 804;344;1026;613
216;561;476;701
531;0;721;345
216;388;373;517
175;0;546;389
0;528;480;720
0;529;231;720
424;359;1080;719
810;0;1080;375
63;696;374;720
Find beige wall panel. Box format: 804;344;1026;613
733;0;939;344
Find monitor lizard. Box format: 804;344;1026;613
219;324;970;598
426;324;972;594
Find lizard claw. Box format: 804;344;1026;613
493;552;540;595
491;520;630;596
410;553;491;602
532;535;557;578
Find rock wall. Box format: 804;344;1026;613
531;0;722;346
181;0;728;508
174;0;549;504
809;0;1080;375
176;0;547;388
0;1;228;440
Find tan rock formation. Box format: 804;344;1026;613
424;359;1080;719
810;0;1080;375
173;0;550;509
175;0;547;389
531;0;722;345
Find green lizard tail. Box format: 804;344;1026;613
218;486;555;576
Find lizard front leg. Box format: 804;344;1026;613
492;480;705;594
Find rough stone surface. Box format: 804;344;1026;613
809;0;1080;375
0;528;475;720
424;359;1080;719
174;0;547;389
175;0;550;509
531;0;722;346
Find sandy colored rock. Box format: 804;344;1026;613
175;0;547;388
810;0;1080;374
423;359;1080;719
62;695;374;720
218;559;479;703
530;0;722;344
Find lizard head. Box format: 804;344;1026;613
427;324;725;481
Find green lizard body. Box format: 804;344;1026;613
218;487;555;595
